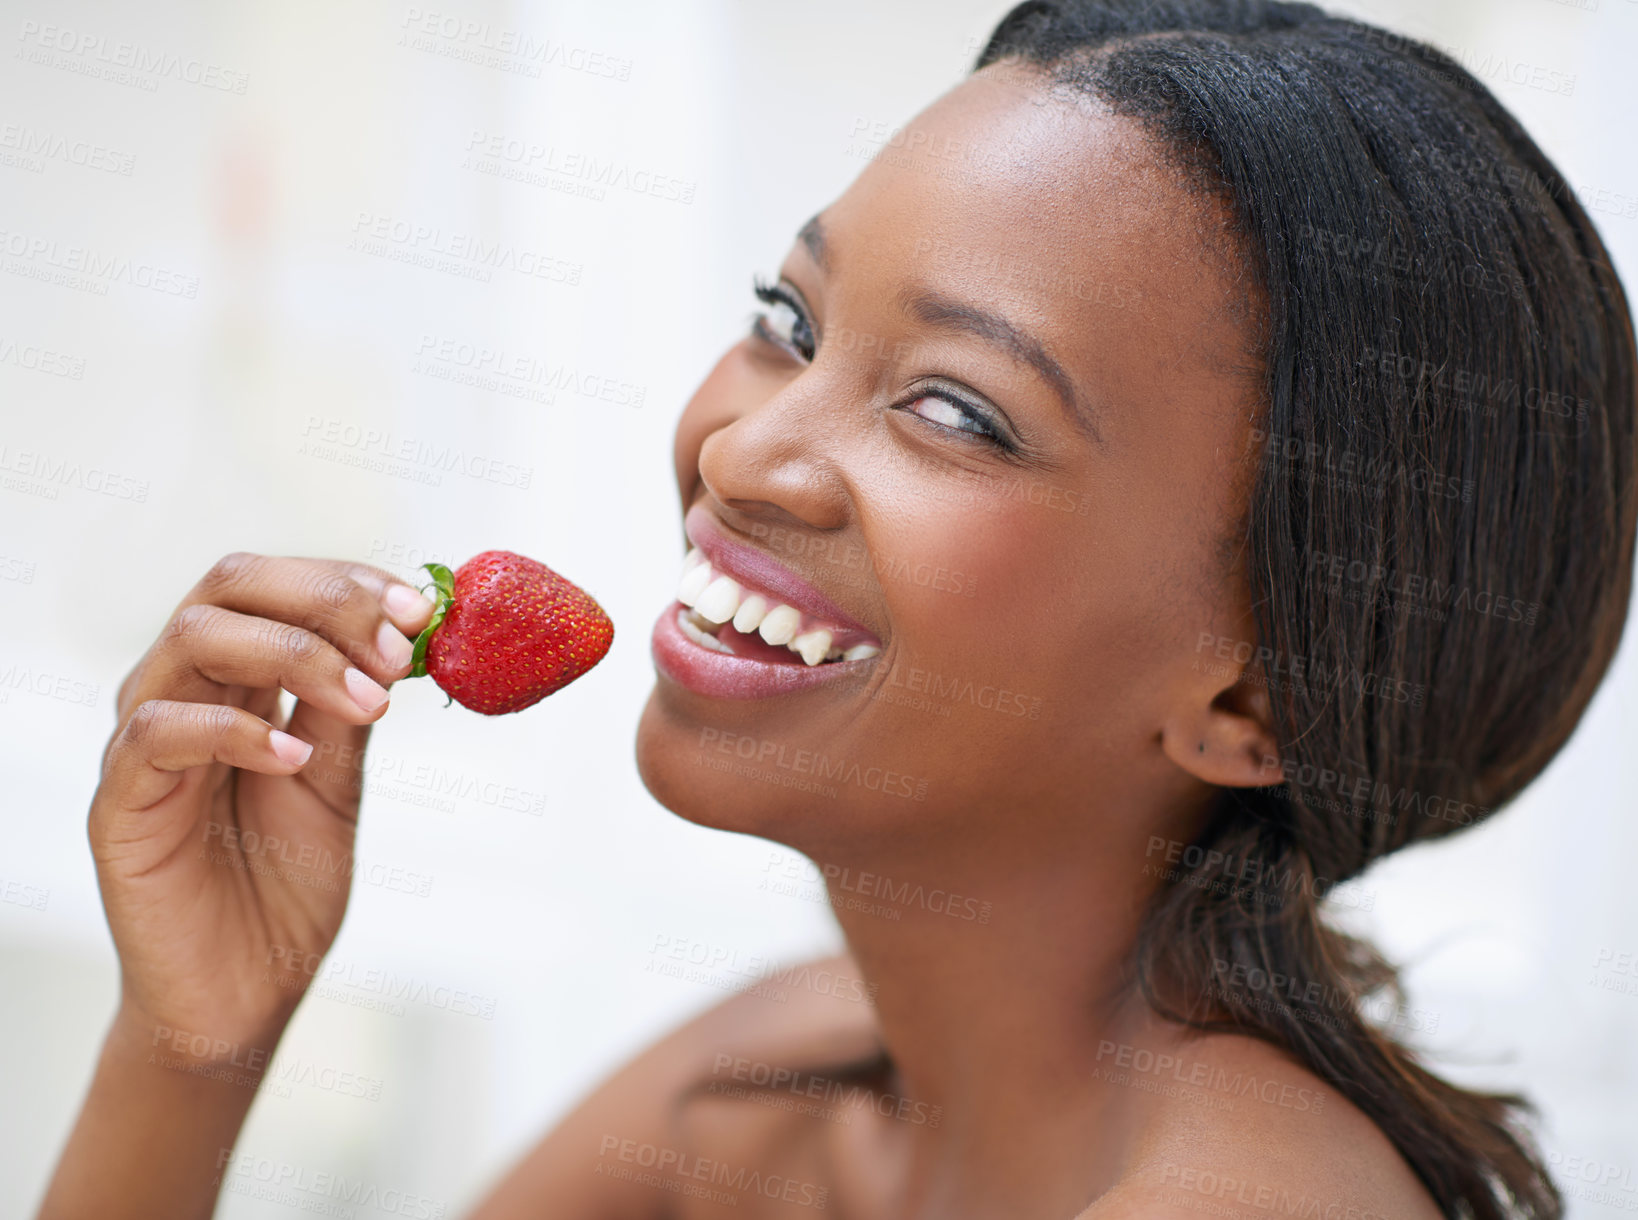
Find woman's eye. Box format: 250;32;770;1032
904;393;997;440
751;278;816;361
758;300;810;354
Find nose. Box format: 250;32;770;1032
689;366;856;537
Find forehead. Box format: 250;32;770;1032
814;64;1260;437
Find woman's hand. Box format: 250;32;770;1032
37;554;436;1220
90;553;435;1050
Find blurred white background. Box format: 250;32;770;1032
1;0;1634;1215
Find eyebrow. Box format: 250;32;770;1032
797;213;828;273
795;213;1097;443
901;289;1098;442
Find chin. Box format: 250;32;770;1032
633;681;932;858
635;683;823;839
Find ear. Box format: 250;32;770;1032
1160;670;1283;789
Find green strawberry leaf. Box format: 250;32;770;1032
423;562;455;601
407;562;457;680
408;606;444;677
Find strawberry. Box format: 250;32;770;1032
408;551;614;715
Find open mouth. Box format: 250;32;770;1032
674;548;882;667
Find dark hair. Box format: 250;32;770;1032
976;3;1637;1216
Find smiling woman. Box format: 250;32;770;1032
35;2;1636;1219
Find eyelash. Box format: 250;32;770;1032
749;275;1016;454
750;276;815;360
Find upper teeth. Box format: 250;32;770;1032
732;594;769;634
675;548;881;667
792;630;833;666
677;561;714;606
757;604;801;646
695;575;741;624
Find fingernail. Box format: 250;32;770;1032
376;620;414;670
345;667;390;712
270;730;314;766
384;583;434;619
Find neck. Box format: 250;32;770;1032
813;781;1209;1217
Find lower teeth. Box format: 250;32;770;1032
677;609;734;654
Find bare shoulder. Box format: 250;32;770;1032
466;956;1447;1220
465;950;877;1219
1083;1031;1443;1220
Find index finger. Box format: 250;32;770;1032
173;553;437;654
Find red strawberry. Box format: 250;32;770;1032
408;551;614;715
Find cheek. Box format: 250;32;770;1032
875;490;1182;735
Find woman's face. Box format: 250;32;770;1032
636;63;1270;859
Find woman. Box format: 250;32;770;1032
38;1;1636;1217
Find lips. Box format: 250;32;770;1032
649;507;885;700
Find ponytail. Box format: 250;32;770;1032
1134;804;1559;1218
